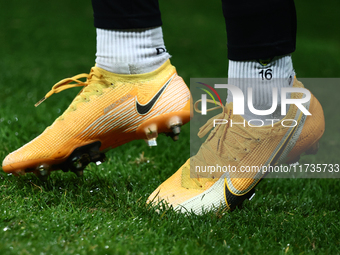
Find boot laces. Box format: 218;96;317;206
186;99;260;190
35;67;104;107
194;99;258;160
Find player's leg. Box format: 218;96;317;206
225;0;297;123
148;0;325;214
2;0;191;178
92;0;170;74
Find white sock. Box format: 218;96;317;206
227;55;295;123
95;27;170;74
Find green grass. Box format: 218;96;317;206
1;0;340;254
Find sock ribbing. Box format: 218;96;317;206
95;27;170;74
227;55;295;122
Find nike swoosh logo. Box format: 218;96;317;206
135;75;174;115
223;123;299;209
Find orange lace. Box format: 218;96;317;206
35;68;103;107
194;99;258;159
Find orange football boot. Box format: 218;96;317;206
147;78;325;214
2;60;191;178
